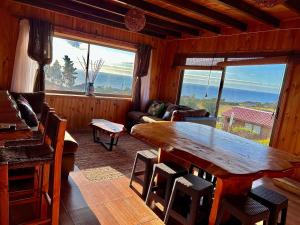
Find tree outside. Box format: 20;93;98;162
62;55;77;88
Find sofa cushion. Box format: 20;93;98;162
63;131;78;154
128;111;149;123
10;92;45;114
172;109;209;121
147;101;165;117
162;104;180;121
16;95;39;127
140;116;165;123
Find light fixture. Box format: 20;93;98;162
254;0;286;8
124;8;146;32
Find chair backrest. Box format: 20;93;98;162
44;112;67;224
39;102;53;129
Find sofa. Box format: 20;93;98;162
127;100;216;129
9;91;78;177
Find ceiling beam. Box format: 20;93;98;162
73;0;200;36
116;0;221;33
161;0;247;31
218;0;280;27
284;0;300;15
14;0;168;38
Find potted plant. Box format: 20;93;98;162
78;56;104;96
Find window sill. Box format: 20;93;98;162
46;91;132;101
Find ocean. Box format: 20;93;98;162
74;72;280;103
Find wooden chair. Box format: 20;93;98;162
129;149;158;199
0;112;67;225
164;174;214;225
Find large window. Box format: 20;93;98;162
45;37;136;96
179;57;287;145
179;70;222;116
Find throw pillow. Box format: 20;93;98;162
162;104;179;120
16;95;39;127
147;101;165;117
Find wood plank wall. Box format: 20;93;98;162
46;94;131;131
0;7;18;90
0;1;166;130
158;30;300;180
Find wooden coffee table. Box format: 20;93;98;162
89;119;126;151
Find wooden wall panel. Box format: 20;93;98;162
46;94;131;131
0;7;18;90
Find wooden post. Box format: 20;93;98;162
0;163;9;225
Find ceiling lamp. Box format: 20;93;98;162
254;0;286;8
124;8;146;32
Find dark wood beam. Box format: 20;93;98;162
218;0;280;27
162;0;247;31
73;0;200;36
14;0;167;38
284;0;300;15
116;0;221;33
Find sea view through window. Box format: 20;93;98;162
45;37;136;96
180;63;286;145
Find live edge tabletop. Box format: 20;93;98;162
131;122;300;225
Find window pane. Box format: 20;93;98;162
45;37;88;92
217;64;286;145
179;70;222;115
89;44;135;96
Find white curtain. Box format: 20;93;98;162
10;19;38;93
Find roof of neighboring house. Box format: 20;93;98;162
222;107;275;128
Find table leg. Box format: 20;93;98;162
209;177;253;225
93;127;97;142
0;163;9;225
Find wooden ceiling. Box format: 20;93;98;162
13;0;300;39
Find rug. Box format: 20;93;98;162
72;130;154;181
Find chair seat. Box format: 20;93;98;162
223;196;269;217
1;144;53;166
176;174;213;192
155;163;187;176
251;185;288;206
137;149;158;160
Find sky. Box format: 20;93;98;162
184;64;286;94
51;37;135;74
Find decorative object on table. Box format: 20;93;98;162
124;8;146;32
78;56;104;96
254;0;286;8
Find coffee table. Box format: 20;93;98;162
89;119;126;151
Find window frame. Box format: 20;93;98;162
176;54;289;146
46;32;137;98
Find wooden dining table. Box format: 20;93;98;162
131;121;300;225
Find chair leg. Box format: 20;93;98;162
164;183;177;225
142;161;151;198
129;154;139;187
164;177;173;214
145;167;156;206
279;208;287;225
187;193;200;225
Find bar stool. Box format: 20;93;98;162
250;185;288;225
164;174;214;225
190;165;217;187
129;149;158;199
216;196;270;225
146;163;187;214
